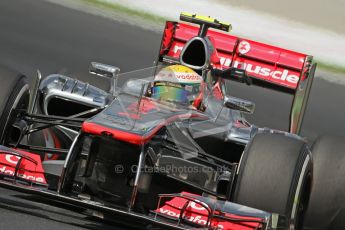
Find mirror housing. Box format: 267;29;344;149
89;62;120;96
224;95;255;114
89;62;120;78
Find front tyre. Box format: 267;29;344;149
0;66;30;144
232;132;312;229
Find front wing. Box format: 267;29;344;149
0;146;285;230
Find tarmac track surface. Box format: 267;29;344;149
0;0;345;229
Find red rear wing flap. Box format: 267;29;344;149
159;21;313;92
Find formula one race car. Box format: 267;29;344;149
0;13;318;229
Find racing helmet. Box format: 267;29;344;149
151;65;203;105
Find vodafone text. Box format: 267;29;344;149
158;201;224;229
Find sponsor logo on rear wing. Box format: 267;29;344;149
159;21;313;91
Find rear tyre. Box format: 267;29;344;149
304;135;345;230
0;66;30;144
232;132;312;229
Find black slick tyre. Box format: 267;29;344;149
232;132;312;229
304;135;345;230
0;66;30;144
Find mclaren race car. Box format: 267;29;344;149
0;13;318;229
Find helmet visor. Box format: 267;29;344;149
152;81;200;105
152;81;188;104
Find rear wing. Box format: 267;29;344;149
157;20;316;134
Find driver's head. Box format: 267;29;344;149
152;65;202;105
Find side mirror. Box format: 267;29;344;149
89;62;120;96
224;95;255;114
